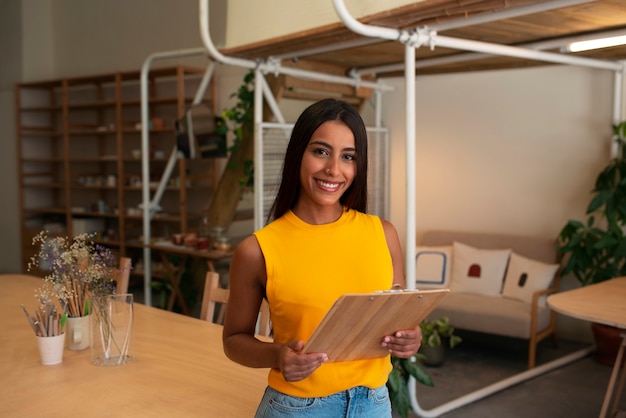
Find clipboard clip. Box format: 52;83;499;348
374;284;418;293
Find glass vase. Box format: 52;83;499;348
90;293;134;366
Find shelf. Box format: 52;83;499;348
19;129;62;137
19;105;62;112
23;206;67;214
22;183;65;189
16;65;218;277
67;100;117;109
21;158;64;163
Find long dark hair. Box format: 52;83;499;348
268;98;368;222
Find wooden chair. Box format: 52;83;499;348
200;271;272;338
115;257;132;294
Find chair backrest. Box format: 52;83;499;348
200;271;272;338
115;257;132;294
201;271;229;323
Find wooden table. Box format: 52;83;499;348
150;241;233;315
548;277;626;418
0;274;268;417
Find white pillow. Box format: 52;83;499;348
502;252;558;305
450;241;511;296
415;245;452;289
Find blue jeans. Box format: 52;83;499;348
254;385;392;418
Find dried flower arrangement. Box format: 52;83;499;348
28;231;121;318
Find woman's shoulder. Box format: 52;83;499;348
233;234;263;262
347;210;398;237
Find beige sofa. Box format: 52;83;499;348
418;230;560;369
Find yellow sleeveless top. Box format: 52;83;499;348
254;209;393;398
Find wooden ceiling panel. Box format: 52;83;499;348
221;0;626;78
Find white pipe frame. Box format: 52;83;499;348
332;0;625;415
139;48;212;306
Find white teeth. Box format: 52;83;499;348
318;180;339;189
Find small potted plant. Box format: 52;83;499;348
419;316;463;367
558;120;626;365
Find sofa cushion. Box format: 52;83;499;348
450;241;511;296
502;252;559;306
429;292;552;339
415;245;452;289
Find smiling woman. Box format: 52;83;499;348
221;98;423;418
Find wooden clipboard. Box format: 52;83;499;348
302;289;449;362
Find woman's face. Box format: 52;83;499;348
298;120;357;209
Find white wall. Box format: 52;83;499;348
224;0;419;48
382;65;618;341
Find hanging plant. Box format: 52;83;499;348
216;70;255;189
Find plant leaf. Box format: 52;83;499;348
403;358;435;387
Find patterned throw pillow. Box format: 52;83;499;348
502;252;558;305
415;246;452;289
450;241;511;296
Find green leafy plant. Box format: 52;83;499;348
216;70;254;188
421;316;462;348
558;121;626;286
388;353;433;418
387;317;461;418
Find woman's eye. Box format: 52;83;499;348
343;154;356;161
313;148;329;156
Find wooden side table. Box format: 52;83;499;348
548;277;626;418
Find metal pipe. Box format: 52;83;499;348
277;0;593;63
192;61;217;105
140;47;208;306
253;68;264;231
612;66;625;159
198;0;390;92
332;0;622;74
434;34;623;72
404;44;416;290
359;28;626;76
430;0;593;32
409;346;594;417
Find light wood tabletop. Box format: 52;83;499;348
0;274;269;417
547;277;626;418
547;277;626;329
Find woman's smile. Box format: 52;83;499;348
316;179;342;192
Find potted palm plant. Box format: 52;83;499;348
558;120;626;365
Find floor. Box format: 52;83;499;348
394;331;626;418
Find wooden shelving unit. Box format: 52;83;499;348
16;66;219;275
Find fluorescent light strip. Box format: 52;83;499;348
567;35;626;52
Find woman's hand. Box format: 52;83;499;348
279;340;328;382
381;326;422;358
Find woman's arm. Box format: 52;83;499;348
222;235;281;368
381;219;405;287
223;235;328;379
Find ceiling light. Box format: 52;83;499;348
566;35;626;53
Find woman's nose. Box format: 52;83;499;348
325;158;339;175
